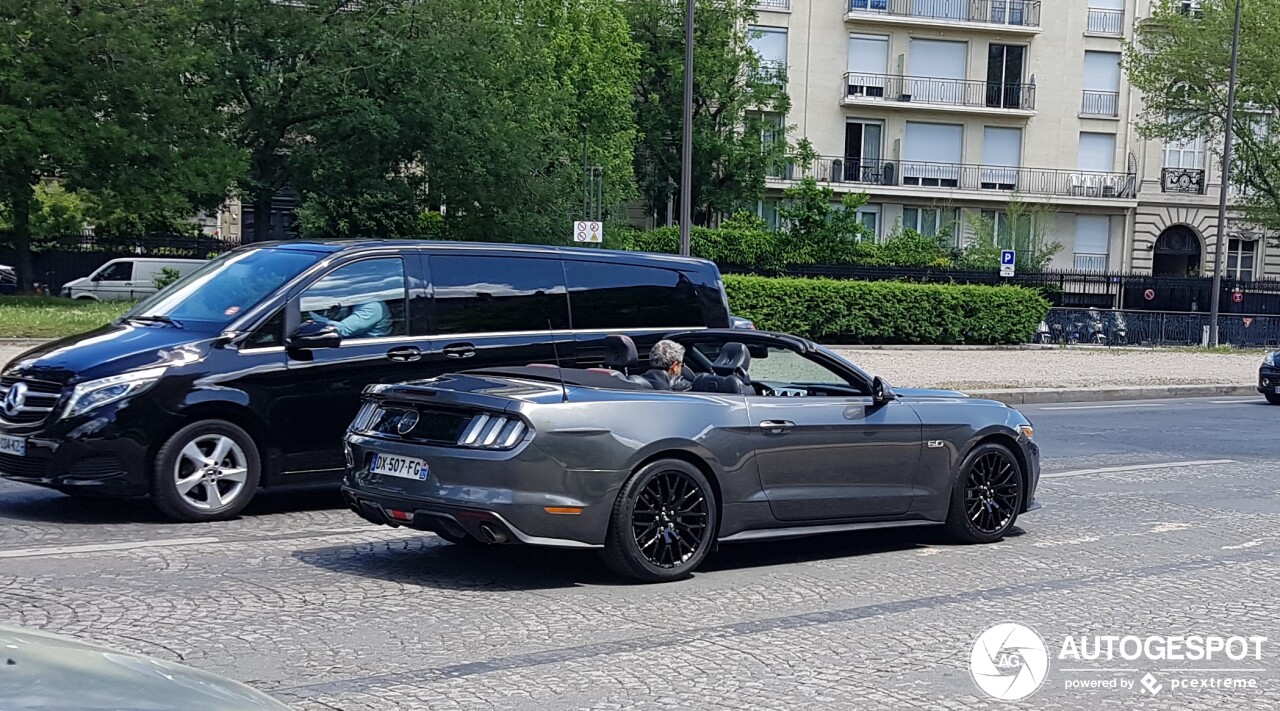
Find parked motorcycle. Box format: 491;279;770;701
1087;309;1108;345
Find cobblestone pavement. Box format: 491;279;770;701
1;400;1278;709
3;342;1265;393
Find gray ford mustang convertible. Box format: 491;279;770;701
341;330;1041;582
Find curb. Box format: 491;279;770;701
0;339;50;349
962;384;1259;405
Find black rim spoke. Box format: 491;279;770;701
964;452;1020;534
632;469;709;569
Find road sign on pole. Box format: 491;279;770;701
573;221;603;244
999;250;1015;278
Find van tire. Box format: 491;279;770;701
153;420;261;522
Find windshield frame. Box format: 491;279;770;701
120;246;333;334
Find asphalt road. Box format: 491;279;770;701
2;396;1278;710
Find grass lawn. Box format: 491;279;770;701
0;296;133;339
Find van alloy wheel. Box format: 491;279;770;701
174;434;249;511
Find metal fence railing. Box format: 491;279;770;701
1042;308;1280;348
1086;8;1124;34
848;0;1042;27
845;72;1036;111
1081;90;1120;117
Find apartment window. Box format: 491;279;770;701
903;207;958;241
986;45;1027;109
981;127;1022;190
1163;134;1205;169
1226;239;1257;280
1082;52;1121;117
1073;215;1111;272
907;39;967;104
758;199;782;232
856;204;881;240
1178;0;1202;17
904;122;963;187
1087;0;1125;34
749;26;787;81
849;0;889;10
981;210;1033;247
843;119;884;183
1078;132;1116;172
847;34;889;98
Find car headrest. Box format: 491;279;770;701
711;342;750;377
602;334;639;371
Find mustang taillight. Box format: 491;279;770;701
350;401;380;432
457;413;528;450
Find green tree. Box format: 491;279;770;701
957;197;1062;272
0;0;240;290
1126;0;1280;231
626;0;789;225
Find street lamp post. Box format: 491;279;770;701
678;0;694;257
1208;0;1244;347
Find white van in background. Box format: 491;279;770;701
60;258;207;301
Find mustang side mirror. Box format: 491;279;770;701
287;321;341;350
872;376;897;406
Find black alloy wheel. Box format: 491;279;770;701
603;459;717;582
945;443;1022;544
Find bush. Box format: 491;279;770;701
724;275;1050;345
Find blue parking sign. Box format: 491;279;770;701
1000;250;1016;266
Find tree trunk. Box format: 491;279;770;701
10;182;35;293
251;189;274;243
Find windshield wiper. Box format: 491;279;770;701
126;315;184;329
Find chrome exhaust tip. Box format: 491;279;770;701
478;522;509;544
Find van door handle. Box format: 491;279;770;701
386;346;421;362
759;420;795;434
442;343;476;359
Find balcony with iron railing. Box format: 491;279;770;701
846;0;1041;31
753;0;790;10
1086;7;1125;35
753;60;787;85
1073;253;1109;272
1081;90;1120;118
768;156;1137;201
1161;167;1206;195
844;72;1036;115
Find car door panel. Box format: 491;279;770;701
747;396;923;522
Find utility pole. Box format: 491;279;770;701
1208;0;1243;347
679;0;694;256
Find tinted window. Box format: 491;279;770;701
565;261;703;329
244;308;285;349
98;261;132;281
430;255;569;334
300;258;407;340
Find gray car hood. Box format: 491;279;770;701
895;387;972;399
0;625;292;711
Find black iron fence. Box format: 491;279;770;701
1081;90;1120;117
1042;308;1280;348
1086;7;1124;34
0;233;241;294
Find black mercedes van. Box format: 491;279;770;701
0;241;731;521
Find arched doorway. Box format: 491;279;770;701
1153;225;1203;277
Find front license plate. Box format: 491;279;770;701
0;434;26;457
370;452;427;481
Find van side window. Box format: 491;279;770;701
429;256;569;334
98;262;133;281
244;309;286;349
300;258;407;340
564;262;703;329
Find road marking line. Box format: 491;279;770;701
0;537;219;559
1223;540;1265;550
1042;459;1237;480
1039;403;1166;411
1208;400;1260;404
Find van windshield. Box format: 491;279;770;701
121;248;326;331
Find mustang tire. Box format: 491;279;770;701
153;420;261;522
603;459;718;583
944;442;1023;544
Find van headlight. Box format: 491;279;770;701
63;367;168;419
1265;352;1278;367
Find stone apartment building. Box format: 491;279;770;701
749;0;1272;279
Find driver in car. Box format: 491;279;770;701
307;299;393;339
641;340;693;391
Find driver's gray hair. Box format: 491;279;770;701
649;340;685;370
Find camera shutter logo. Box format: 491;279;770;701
970;623;1050;701
3;382;27;417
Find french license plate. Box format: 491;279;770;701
0;434;25;457
370;452;427;480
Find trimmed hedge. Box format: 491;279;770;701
725;275;1050;345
